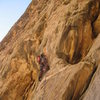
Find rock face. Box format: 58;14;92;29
0;0;100;100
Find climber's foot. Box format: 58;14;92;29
39;77;42;81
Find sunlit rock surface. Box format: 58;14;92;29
0;0;100;100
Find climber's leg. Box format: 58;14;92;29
39;70;43;81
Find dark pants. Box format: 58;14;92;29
39;65;50;81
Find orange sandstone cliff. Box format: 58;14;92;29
0;0;100;100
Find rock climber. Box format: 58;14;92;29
37;53;50;81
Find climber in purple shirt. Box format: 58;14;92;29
37;53;50;81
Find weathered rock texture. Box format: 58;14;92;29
0;0;100;100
